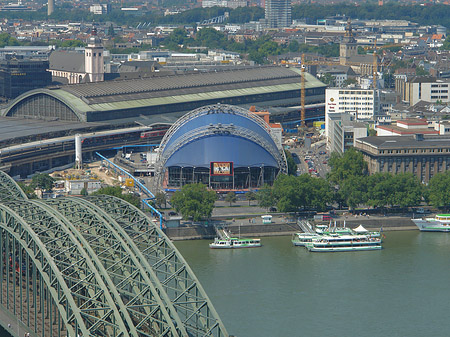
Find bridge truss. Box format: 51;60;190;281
0;171;228;337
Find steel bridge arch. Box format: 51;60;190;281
0;173;229;337
0;170;27;201
0;203;90;337
45;197;187;337
86;194;228;337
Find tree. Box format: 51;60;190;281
366;173;422;208
319;73;336;86
284;150;297;175
342;78;358;87
357;46;367;55
416;66;429;76
246;191;257;206
17;181;37;199
271;174;333;212
256;184;275;209
80;188;88;196
288;40;299;52
338;175;368;210
108;24;115;37
91;186;141;208
30;173;55;191
225;191;237;206
427;172;450;208
170;183;217;221
327;148;368;186
154;192;167;208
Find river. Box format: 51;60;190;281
175;231;450;337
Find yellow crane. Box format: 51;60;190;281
373;39;378;89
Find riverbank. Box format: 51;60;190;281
165;214;418;241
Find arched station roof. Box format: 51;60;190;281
2;66;325;124
0;172;229;337
158;104;288;173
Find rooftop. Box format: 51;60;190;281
357;134;450;148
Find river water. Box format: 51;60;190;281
175;231;450;337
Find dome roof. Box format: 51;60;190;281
158;104;287;172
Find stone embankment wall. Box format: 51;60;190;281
165;216;417;241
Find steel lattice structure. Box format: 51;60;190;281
0;173;228;337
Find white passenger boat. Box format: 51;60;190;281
304;234;382;252
209;237;262;249
291;233;321;247
412;214;450;232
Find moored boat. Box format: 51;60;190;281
209;237;262;249
304;234;382;252
412;214;450;232
291;233;321;247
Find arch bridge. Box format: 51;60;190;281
0;170;228;337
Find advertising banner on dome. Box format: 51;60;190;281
210;162;233;176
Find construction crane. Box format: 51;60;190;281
373;39;378;89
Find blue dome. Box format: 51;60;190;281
159;104;286;171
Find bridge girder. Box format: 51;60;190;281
0;172;229;337
0;170;27;201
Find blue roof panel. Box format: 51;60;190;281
165;136;278;168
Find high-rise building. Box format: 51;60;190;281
265;0;291;28
0;55;51;100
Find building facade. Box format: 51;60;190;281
355;134;450;183
325;88;378;139
0;56;51;99
327;113;367;153
265;0;291;28
395;76;450;106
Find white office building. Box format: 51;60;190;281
325;88;378;138
327;113;368;154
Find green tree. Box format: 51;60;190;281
342;78;358;87
441;35;450;50
284;150;297;175
256;184;275;209
108;24;115;37
17;181;37;199
30;173;55;191
225;191;237;206
338;175;368;210
91;186;141;208
80;187;88;196
357;46;367;55
427;172;450;208
327;148;368;186
319;73;336;86
366;173;421;208
170;183;217;221
154;192;167;209
246;191;257;206
416;66;429;76
288;40;300;52
271;174;333;212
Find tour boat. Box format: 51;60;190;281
209;237;262;249
291;233;321;247
412;214;450;232
304;233;382;252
